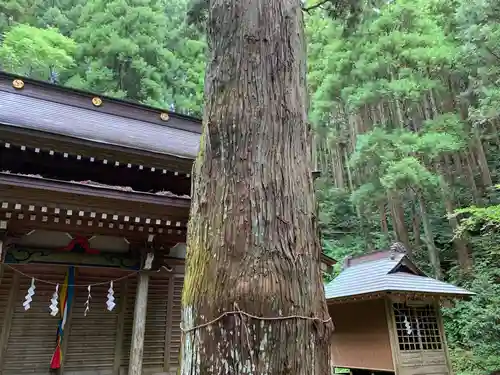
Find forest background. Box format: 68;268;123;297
0;0;499;373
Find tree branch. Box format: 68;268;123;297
189;0;335;25
302;0;331;13
484;45;500;64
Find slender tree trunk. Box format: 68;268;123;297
473;127;492;188
181;2;333;374
333;145;344;189
418;195;443;280
312;132;318;172
389;194;411;249
436;164;473;272
444;196;473;272
412;203;421;250
463;153;479;203
380;202;388;235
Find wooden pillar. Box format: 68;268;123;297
436;301;454;375
128;272;149;375
384;297;400;374
113;279;129;375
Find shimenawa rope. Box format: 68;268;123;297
181;304;332;333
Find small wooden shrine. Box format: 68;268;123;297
0;71;336;375
324;243;474;375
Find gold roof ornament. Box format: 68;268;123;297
12;79;24;89
160;112;170;121
91;97;103;107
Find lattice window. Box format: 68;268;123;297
393;303;442;351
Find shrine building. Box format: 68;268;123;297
324;244;474;375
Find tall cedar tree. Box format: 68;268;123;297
181;1;333;374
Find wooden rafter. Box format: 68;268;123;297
2;141;192;178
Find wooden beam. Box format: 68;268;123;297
0;173;190;209
113;279;129;375
128;272;150;375
4;217;187;245
0;126;195;174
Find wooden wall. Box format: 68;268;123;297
397;351;449;375
0;265;68;375
329;299;394;372
0;265;183;375
121;272;183;375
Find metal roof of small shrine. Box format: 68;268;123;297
324;248;474;300
0;72;201;159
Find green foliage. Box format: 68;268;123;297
455;204;500;235
453;185;500;241
0;0;204;114
455;0;500;125
32;0;87;35
308;0;459;115
308;0;500;372
446;186;500;374
316;177;390;277
68;0;177;105
0;0;36;33
349;122;463;205
444;234;500;374
0;24;76;79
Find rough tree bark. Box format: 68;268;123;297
181;1;334;375
418;195;443;280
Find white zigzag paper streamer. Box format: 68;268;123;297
415;317;422;339
106;281;116;311
49;284;59;317
23;278;36;311
84;285;91;316
404;315;412;335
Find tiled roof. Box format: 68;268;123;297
324;252;474;300
0;90;200;159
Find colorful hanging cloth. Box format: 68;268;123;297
50;266;75;369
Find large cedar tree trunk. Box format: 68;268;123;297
180;1;333;374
